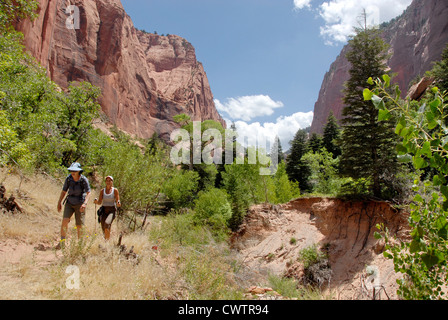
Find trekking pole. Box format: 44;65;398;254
94;199;97;234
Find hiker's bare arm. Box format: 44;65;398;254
80;191;90;213
114;188;121;207
94;190;103;205
57;191;67;212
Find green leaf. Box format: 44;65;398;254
422;252;443;269
396;143;408;155
367;77;374;85
441;185;448;200
371;95;383;109
410;239;423;253
378;109;391;121
394;85;401;100
382;74;391;87
413;155;428;169
413;194;424;203
433;174;442;186
383;252;393;259
363;88;373;101
421;141;432;157
429;98;441;115
397;154;412;163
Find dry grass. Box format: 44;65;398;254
0;168;245;300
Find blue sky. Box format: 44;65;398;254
121;0;412;149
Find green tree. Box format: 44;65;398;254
308;133;322;153
194;188;232;233
302;148;341;195
429;43;448;93
58;82;101;166
367;76;448;299
322;112;341;158
0;29;101;173
0;0;38;33
273;161;300;203
339;26;398;198
286;129;311;192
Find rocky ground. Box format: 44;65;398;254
230;198;410;300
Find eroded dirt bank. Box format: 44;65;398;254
231;197;409;300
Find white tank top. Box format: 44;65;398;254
102;187;115;207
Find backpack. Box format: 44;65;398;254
63;174;89;204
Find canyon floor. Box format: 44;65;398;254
0;169;409;300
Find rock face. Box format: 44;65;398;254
231;198;410;299
310;0;448;134
16;0;225;141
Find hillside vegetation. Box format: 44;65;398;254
1;2;448;300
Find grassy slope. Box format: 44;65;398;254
0;168;245;299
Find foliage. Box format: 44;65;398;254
302;148;342;195
221;162;253;231
99;132;170;214
339;26;398;198
162;169;199;209
366;75;448;299
273;162;300;203
428;43;448;93
322;111;341;158
0;0;38;33
0;110;31;167
193;188;232;233
0;30;101;173
286;128;312;192
298;244;328;269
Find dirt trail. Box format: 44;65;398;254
231;198;409;300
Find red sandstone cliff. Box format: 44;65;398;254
16;0;225;141
310;0;448;134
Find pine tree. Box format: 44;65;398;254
270;135;284;164
308;133;322;153
322;111;341;158
286;129;311;192
430;43;448;93
339;25;398;198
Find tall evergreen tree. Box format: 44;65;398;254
430;43;448;93
286;129;311;192
308;133;322;153
270;135;284;164
339;25;398;198
322;111;341;158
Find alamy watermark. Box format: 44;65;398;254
65;265;80;290
170;121;279;175
65;5;80;30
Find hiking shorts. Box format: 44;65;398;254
100;206;116;228
63;203;85;226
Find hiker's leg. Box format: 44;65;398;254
104;226;111;240
73;205;85;239
60;218;70;239
61;204;75;239
102;208;115;241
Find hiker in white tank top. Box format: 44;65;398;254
94;176;121;240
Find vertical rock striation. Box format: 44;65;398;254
310;0;448;134
16;0;225;141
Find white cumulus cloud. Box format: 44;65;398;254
293;0;413;45
293;0;312;10
229;111;314;151
214;95;284;122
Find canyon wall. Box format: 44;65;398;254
310;0;448;134
16;0;225;141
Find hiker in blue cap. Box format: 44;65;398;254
56;162;91;248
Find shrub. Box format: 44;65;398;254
194;188;232;232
